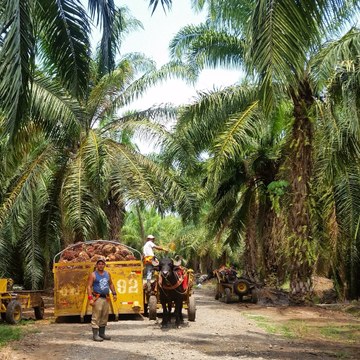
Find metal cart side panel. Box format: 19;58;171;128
53;260;144;318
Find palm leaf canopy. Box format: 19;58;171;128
170;22;245;71
246;0;360;113
170;0;359;115
0;0;91;138
149;0;172;14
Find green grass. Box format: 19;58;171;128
320;325;360;342
243;313;360;344
0;324;23;347
279;323;297;339
0;320;35;347
244;314;281;335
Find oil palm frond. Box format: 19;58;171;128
170;23;245;71
0;0;33;136
37;0;90;99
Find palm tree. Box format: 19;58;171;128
161;82;291;284
311;28;360;298
0;6;199;289
0;61;198;288
0;0;168;139
168;0;360;302
0;0;90;137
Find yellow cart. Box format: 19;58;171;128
53;241;144;321
0;278;45;324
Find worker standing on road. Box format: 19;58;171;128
142;234;168;292
87;257;117;341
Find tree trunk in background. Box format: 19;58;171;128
201;254;215;274
327;205;348;299
220;251;227;266
271;213;287;285
260;199;280;287
243;191;259;282
135;204;145;242
104;196;126;241
288;79;315;303
74;231;84;243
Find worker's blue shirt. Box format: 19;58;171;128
93;271;110;295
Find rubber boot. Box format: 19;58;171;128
99;326;111;340
92;328;103;342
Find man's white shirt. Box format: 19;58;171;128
143;241;156;257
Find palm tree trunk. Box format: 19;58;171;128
288;79;315;303
327;206;348;299
103;196;125;241
135;203;145;241
201;254;215;274
243;191;259;282
271;213;287;285
261;199;280;287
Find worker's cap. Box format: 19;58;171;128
96;257;106;265
147;234;155;239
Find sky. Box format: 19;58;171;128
87;0;243;152
89;0;242;109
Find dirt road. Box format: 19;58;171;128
2;287;359;360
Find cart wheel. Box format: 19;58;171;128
148;295;157;320
6;300;22;324
224;288;231;303
234;279;250;295
34;299;45;320
187;296;196;321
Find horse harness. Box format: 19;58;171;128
158;268;188;295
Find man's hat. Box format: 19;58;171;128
96;257;106;264
147;234;155;239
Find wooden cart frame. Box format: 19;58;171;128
0;279;45;324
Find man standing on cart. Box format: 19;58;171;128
87;257;117;341
143;234;168;292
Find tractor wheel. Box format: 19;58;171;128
234;279;250;295
34;299;45;320
224;288;231;303
148;295;157;320
187;296;196;321
6;300;22;324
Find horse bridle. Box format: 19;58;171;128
159;270;187;295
